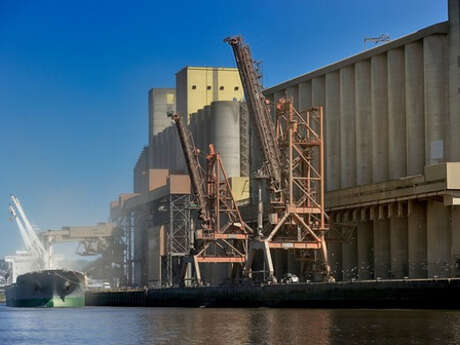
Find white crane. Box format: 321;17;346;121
9;195;50;269
8;205;34;252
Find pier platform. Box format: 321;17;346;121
85;278;460;309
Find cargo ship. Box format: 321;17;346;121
5;269;86;308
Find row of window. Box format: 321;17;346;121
191;85;239;91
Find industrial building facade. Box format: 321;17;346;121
112;67;249;287
263;1;460;281
112;1;460;286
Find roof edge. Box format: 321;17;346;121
263;21;448;95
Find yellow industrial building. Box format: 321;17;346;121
176;66;244;120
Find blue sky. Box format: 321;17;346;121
0;0;447;258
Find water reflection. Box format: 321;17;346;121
1;305;460;345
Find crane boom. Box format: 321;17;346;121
168;113;209;224
225;36;331;281
10;195;49;269
9;205;34;253
169;112;251;285
224;36;282;192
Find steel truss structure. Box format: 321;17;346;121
192;145;252;284
115;211;135;286
167;194;192;286
226;36;331;282
170;112;252;285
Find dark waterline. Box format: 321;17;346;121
1;304;460;345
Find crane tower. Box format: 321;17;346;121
225;36;331;282
169;112;252;285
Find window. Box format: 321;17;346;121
219;86;224;90
191;85;197;90
207;85;211;90
234;86;239;91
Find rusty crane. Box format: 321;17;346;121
168;112;252;285
225;36;331;282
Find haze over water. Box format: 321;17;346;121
1;305;459;345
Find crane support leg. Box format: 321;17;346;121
263;240;276;283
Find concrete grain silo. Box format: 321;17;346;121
262;0;460;281
210;101;241;178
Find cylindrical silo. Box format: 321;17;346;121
339;66;356;188
196;110;206;168
405;41;425;175
388;47;407;179
325;71;341;191
188;115;198;173
312;76;326;188
298;81;312;111
312;77;325;107
355;60;372;185
166;127;175;171
286;86;299;108
239;102;250;177
204;105;212;154
449;0;460;161
157;131;165;169
423;34;448;165
371;54;389;183
149;136;157;169
211;101;240;178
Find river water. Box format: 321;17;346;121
1;304;460;345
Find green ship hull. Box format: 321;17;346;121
7;295;85;308
6;269;86;308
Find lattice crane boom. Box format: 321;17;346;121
168;112;210;225
9;194;50;269
224;36;283;195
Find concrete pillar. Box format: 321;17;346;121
408;200;427;278
371;54;389;182
423;35;448;165
405;41;425;175
327;241;343;281
388;48;407;179
286;86;299;108
355;60;372;185
451;206;460;276
427;200;451;277
287;251;299;276
373;219;390;279
339;66;356;188
342;235;358;280
390;217;408;278
448;0;460;161
272;250;288;281
298;81;312;110
357;221;373;280
325;72;340;191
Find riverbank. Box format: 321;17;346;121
85;278;460;309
